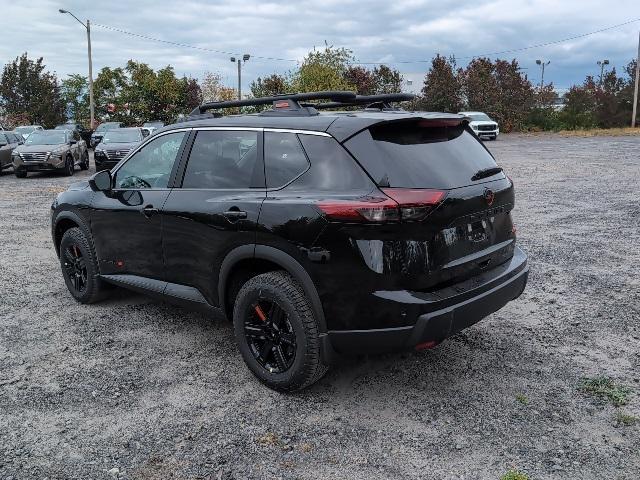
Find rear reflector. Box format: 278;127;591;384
317;188;446;223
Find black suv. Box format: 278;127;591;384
51;92;528;391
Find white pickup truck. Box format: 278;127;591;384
459;111;500;140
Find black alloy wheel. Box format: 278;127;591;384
63;242;87;294
233;271;328;391
65;156;74;176
245;299;297;374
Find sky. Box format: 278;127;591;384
1;0;639;93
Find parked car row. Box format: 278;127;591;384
0;119;165;178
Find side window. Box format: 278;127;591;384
182;130;259;189
114;131;186;189
264;132;309;189
286;135;373;191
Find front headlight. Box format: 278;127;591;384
472;125;478;130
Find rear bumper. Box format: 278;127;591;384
325;246;528;356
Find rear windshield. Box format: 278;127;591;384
344;120;502;189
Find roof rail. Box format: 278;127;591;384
304;93;415;110
191;91;357;115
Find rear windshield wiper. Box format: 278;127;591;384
471;166;503;181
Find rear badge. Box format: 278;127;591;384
483;188;495;206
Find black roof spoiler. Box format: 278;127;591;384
188;91;415;118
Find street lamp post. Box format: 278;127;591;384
597;59;610;87
230;54;250;100
59;9;95;129
535;59;550;89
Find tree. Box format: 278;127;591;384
61;74;89;124
0;53;65;127
201;71;231;103
250;74;291;98
419;54;463;112
344;66;376;95
462;58;499;115
92;61;200;125
372;65;403;94
291;45;355;92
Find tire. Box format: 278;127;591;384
80;151;89;170
59;227;108;304
62;155;74;176
15;169;27;178
233;271;328;391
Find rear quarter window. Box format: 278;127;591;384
285;134;373;192
343;120;502;189
264;132;309;189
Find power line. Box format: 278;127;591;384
92;23;298;62
352;17;640;64
93;17;640;66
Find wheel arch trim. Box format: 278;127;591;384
218;244;327;333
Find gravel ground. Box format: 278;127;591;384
1;134;639;480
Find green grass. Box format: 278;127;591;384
500;469;529;480
580;376;631;406
614;410;639;427
515;393;528;405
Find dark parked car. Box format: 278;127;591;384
50;92;528;391
94;127;144;171
13;129;88;177
0;131;23;173
55;122;92;145
90;122;124;148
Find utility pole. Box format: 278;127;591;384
59;9;95;129
230;54;251;100
597;59;610;87
536;59;550;88
632;31;640;128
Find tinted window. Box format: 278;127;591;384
114;131;185;189
344;120;501;189
285;134;374;192
264;132;309;189
182;130;259;189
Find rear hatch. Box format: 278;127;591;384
338;117;516;291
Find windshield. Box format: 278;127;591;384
467;113;492;122
25;131;67;145
96;123;120;132
103;129;141;143
15;126;35;134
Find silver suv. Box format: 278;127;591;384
12;129;89;178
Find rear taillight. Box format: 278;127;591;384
317;188;446;223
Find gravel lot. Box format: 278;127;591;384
1;134;639;480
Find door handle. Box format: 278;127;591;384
223;209;247;221
141;205;159;219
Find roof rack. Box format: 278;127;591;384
191;91;356;116
304;93;415;110
186;91;416;120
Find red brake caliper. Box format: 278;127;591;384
254;305;267;322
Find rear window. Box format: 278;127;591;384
343;120;502;189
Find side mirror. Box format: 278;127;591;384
89;169;112;192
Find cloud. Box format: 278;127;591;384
0;0;637;91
